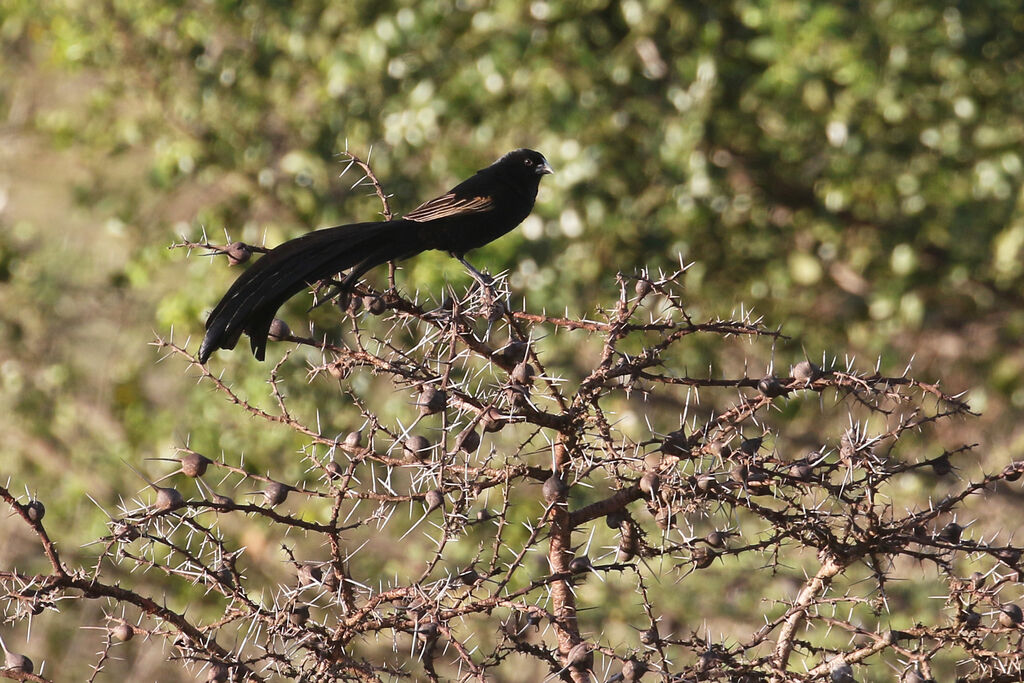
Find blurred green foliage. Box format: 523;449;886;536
2;0;1024;679
7;0;1024;382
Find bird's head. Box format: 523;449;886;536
495;149;554;180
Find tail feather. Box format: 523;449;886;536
199;220;422;362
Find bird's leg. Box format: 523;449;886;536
455;254;493;287
456;254;506;336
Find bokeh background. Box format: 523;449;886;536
2;0;1024;679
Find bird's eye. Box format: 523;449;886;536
524;158;533;166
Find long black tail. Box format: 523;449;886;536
199;219;423;363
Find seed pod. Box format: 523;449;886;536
155;486;184;511
639;472;660;496
706;440;727;457
568;556;591;574
829;661;854;683
455;428;480;454
263;481;290;507
639;624;658;645
459;567;481;586
511;362;535;385
111;623;134;642
635;278;652;298
705;530;725;548
692;546;716;569
661;428;688;456
730;463;749;484
999;603;1023;627
758;376;786;398
363;295;386;315
996;548;1022;566
297;564;322;587
958;609;981;629
322;568;340;592
326;360;348;379
343;292;362;314
498;340;528;364
211;493;236;510
4;651;33;674
225;241;252;266
324;461;342;480
789;460;814;482
113;521;140;541
621;657;647;682
344;430;363;449
417;386;447;416
207;663;230;682
738;437;763;456
565;641;593;668
696;474;716;492
417;619;440;643
606;509;627;529
696;651;717;673
424;489;444;513
1004;463;1023;482
481;407;506;433
903;670;932;683
289;605;310;627
937;522;962;544
403;435;432;462
970;571;986;589
930;455;952;476
792;360;822;383
543;474;568;503
745;468;771;493
267;318;292;341
25;500;45;523
504;383;528;407
616;541;636;563
181;452;211;478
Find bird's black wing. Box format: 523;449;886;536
404;164;500;223
404;193;494;222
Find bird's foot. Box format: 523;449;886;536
474;284;507;327
470;279;499;306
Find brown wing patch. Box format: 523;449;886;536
405;194;494;222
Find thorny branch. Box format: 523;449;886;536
2;156;1019;683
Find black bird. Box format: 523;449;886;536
199;148;553;363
